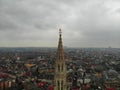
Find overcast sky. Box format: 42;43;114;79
0;0;120;48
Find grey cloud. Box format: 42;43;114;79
115;8;120;13
0;0;120;47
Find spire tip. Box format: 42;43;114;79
59;28;62;35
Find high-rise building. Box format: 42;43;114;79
54;29;67;90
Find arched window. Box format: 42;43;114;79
57;81;60;90
61;80;63;90
58;64;60;72
62;64;63;72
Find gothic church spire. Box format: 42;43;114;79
57;29;64;60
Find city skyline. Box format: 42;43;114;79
0;0;120;48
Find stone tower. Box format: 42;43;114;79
54;29;67;90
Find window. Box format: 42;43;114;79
57;81;60;90
61;80;63;90
62;64;63;72
58;64;60;72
